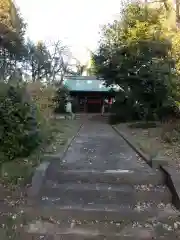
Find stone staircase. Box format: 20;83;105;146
19;169;180;239
18;122;180;239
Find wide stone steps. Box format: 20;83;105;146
40;182;171;206
48;169;165;185
18;121;180;239
21;172;179;239
22;203;176;222
24;165;178;240
18;203;179;239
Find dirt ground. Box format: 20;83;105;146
116;121;180;170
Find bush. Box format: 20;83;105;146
26;82;56;119
54;86;79;113
156;101;180;122
54;86;69;113
109;96;143;124
109;92;179;124
0;82;42;162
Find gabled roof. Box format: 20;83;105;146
63;76;120;92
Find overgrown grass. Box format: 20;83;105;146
0;119;80;185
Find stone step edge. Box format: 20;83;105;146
44;181;168;193
18;232;175;240
55;169;161;177
27;123;83;198
21;203;176;221
50;169;164;185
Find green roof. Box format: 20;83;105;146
63;76;120;92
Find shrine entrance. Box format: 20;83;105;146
71;91;115;113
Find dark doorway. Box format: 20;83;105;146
87;102;101;113
87;98;102;113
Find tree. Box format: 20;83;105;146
46;40;70;83
93;2;177;121
25;40;50;82
0;0;27;80
75;60;87;76
24;40;71;83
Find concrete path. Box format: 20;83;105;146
59;123;156;171
20;122;180;239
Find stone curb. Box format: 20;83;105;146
151;155;169;169
112;125;169;169
112;125;180;209
161;165;180;210
27;123;83;198
112;125;152;165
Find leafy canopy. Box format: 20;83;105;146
93;2;179;121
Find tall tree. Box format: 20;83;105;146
0;0;27;80
46;40;70;83
24;40;71;83
25;40;50;82
93;2;177;120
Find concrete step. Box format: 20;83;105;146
48;169;165;185
17;204;179;239
17;232;179;240
18;214;180;240
22;203;176;223
18;220;127;239
40;182;171;206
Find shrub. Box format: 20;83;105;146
26;82;58;151
54;86;79;113
0;82;42;162
109;96;143;124
26;82;56;119
109;93;179;124
54;86;69;113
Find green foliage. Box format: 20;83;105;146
0;82;42;162
0;2;69;83
109;94;145;124
54;86;69;113
54;86;79;113
26;82;56;118
25;40;51;82
94;2;179;123
0;1;27;80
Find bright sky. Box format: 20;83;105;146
14;0;121;63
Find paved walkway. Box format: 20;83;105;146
61;123;155;171
20;122;180;239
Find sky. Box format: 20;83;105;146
14;0;121;64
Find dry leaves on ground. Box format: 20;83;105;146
0;119;81;239
117;122;180;170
